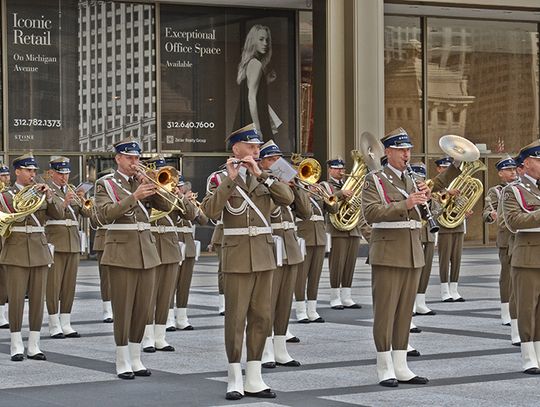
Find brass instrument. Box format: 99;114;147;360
295;158;338;207
0;184;47;237
0;181;6;192
66;184;93;209
134;163;186;214
330;131;383;231
437;135;486;228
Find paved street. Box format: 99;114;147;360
0;247;537;406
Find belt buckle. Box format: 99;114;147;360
248;226;258;236
26;225;33;233
409;220;416;229
66;219;73;227
137;222;146;232
282;221;290;230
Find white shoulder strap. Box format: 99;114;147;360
235;186;270;228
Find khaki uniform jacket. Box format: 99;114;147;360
151;205;190;265
362;167;426;268
483;184;512;248
502;176;540;269
201;171;294;273
297;194;338;247
0;185;64;267
95;170;170;270
91;217;105;252
175;199;207;259
320;178;362;238
207;170;226;246
45;182;92;253
271;186;312;266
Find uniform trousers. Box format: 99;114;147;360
329;236;360;288
270;264;297;336
175;257;195;308
215;244;224;295
223;270;272;363
0;265;8;305
509;266;518;320
372;265;421;352
148;263;178;325
109;266;156;346
96;251;111;302
498;247;513;304
46;252;79;314
438;232;464;283
6;266;48;332
295;245;325;301
513;267;540;342
417;242;435;294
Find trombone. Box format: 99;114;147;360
133;163;186;214
295;158;337;206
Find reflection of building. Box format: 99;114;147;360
78;1;156;152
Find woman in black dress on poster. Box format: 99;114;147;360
234;24;277;140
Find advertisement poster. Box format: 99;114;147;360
160;5;296;153
7;0;78;151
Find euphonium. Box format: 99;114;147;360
0;184;46;237
329;150;369;232
437;159;486;228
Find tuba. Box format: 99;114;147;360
437;135;487;228
0;184;46;237
330;132;384;231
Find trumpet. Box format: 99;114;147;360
65;184;94;209
133;163;186;214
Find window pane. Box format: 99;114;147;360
427;19;539;155
384;16;423;151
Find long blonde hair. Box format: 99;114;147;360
236;25;273;85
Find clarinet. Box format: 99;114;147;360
406;165;439;234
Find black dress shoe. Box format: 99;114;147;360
219;311;225;316
416;310;436;316
51;333;65;339
524;367;540;375
512;342;521;347
409;327;422;333
277;360;301;367
407;349;421;357
309;317;325;323
143;346;156;353
134;369;151;377
379;378;398;387
244;389;276;398
344;303;362;309
180;325;194;331
225;391;243;400
297;318;310;324
262;361;276;369
117;372;135;380
331;305;344;310
286;336;300;343
11;354;24;362
166;326;176;332
442;298;454;303
0;323;9;329
503;322;511;326
65;332;81;338
156;345;175;352
399;376;429;384
453;297;465;302
27;353;46;361
103;318;113;323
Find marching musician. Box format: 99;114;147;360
482;156;518;327
172;179;208;330
141;157;195;353
0;164;11;329
91;168;115;323
320;157;362;309
201;124;294;400
361;128;432;387
0;153;64;361
95;137;171;379
434;157;468;302
502;140;540;374
45;157;92;339
258;140;311;369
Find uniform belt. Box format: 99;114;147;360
105;222;151;231
372;220;422;229
11;226;45;234
271;221;297;231
176;226;194;234
309;215;325;222
517;228;540;233
150;226;177;234
223;226;272;237
216;220;223;225
46;219;78;227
